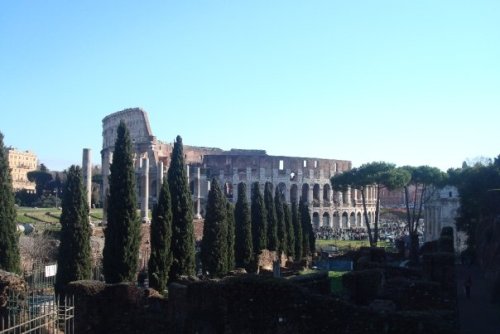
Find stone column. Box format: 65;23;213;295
102;150;112;224
319;185;323;206
195;167;202;219
346;186;351;206
82;148;92;209
308;185;313;204
186;165;190;184
157;161;164;200
141;157;150;223
352;189;358;206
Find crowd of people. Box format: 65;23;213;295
313;220;413;242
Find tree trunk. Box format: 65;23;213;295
360;187;374;247
409;231;419;265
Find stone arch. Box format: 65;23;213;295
301;184;310;203
322;212;330;227
277;182;287;202
312;212;320;229
224;182;233;200
342;212;349;229
357;212;362;228
333;211;340;229
350;212;356;228
313;184;320;207
290;184;298;204
323;183;331;204
189;180;195;195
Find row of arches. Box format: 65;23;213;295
311;211;377;229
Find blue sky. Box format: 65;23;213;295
1;1;499;171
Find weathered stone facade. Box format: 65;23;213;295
101;108;376;227
6;148;37;192
423;186;466;252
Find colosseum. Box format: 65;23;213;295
101;108;377;229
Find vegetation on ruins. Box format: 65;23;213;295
148;177;173;292
274;186;287;257
226;201;235;272
264;182;278;251
103;121;141;283
55;165;92;294
251;182;267;256
331;162;411;247
0;131;21;273
400;165;446;263
201;179;228;277
234;182;253;270
291;200;302;260
450;156;500;253
168;135;196;280
283;202;295;259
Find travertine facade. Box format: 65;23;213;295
6;148;37;192
424;185;466;252
101;108;377;227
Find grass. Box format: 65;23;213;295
298;269;347;294
316;239;392;252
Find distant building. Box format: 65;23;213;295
6;148;37;192
423;185;466;252
101;108;378;226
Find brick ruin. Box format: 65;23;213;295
99;108;377;226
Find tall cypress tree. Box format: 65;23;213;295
264;182;277;251
292;200;302;260
168;135;195;280
103;121;141;283
283;202;295;259
55;165;92;294
0;132;20;273
274;187;286;256
299;198;314;257
201;179;228;277
251;182;267;254
226;201;235;272
148;178;172;292
234;182;253;270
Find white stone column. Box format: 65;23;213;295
157;161;164;200
319;185;323;206
141;157;150;223
82;148;92;209
346;186;351;206
195;166;202;219
308;185;313;204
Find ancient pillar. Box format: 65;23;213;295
346;186;351;206
319;185;323;206
157;161;164;200
82;148;92;209
141;157;150;223
195;166;202;219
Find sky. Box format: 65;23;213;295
1;1;499;172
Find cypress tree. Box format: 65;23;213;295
283;202;295;259
250;182;267;254
103;121;141;283
299;198;310;258
201;179;228;277
292;200;302;260
234;182;253;270
264;182;277;251
168;135;196;280
274;187;286;256
148;178;172;292
0;132;20;273
55;165;92;294
226;201;235;272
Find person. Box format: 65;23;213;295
464;275;472;299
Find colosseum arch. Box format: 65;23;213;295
277;182;287;202
312;212;320;229
224;182;233;200
322;212;330;227
323;183;331;204
290;184;298;203
350;212;356;227
313;184;320;206
301;184;310;203
333;211;340;229
342;212;349;229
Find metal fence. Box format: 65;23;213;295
0;292;74;334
